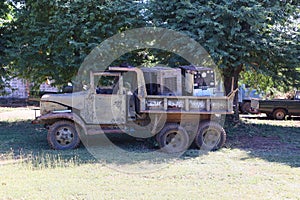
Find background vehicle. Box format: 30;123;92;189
238;84;263;114
251;91;300;120
32;66;236;153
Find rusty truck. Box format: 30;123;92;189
32;66;236;153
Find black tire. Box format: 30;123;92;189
195;121;226;151
241;102;251;114
47;120;80;150
273;109;286;120
157;124;189;153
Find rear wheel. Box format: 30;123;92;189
195;121;226;151
273;109;286;120
47;120;80;150
157;124;189;153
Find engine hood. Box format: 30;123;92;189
41;91;87;110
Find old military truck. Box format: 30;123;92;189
32;66;236;153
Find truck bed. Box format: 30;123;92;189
139;90;236;115
255;99;300;115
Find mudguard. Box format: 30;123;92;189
32;112;87;134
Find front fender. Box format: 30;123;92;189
32;112;87;134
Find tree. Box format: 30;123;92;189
147;0;300;100
5;0;299;98
0;0;14;92
6;0;145;88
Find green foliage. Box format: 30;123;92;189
239;70;274;93
3;0;300;93
112;48;189;68
240;67;300;94
6;0;145;87
0;0;14;92
147;0;300;93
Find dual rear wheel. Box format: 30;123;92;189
156;124;190;153
156;121;226;153
194;121;226;151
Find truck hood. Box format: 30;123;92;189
41;91;87;110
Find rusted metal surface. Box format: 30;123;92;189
32;112;87;134
40;101;68;115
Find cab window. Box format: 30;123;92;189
95;75;119;94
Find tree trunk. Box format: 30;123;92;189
222;66;243;123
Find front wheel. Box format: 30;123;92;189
47;120;80;150
195;121;226;151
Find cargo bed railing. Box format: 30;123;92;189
139;89;237;114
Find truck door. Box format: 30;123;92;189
92;73;127;124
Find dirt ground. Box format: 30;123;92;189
234;135;299;151
0;107;40;121
228;115;300;156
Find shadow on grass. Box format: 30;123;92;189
225;119;300;168
0;120;209;171
0;120;97;167
1;119;299;169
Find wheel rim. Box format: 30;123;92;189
275;111;285;119
55;126;74;146
165;131;184;149
203;128;221;147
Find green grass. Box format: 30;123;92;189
224;116;300;167
0;109;300;200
